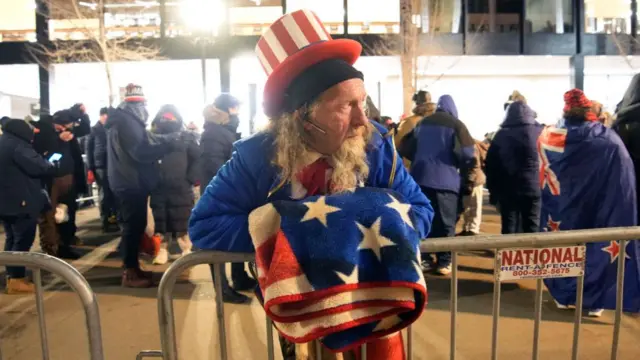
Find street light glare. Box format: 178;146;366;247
181;0;224;34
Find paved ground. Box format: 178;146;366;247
1;204;639;359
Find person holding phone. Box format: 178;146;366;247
37;104;92;260
0;119;58;294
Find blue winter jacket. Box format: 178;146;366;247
398;95;475;194
189;122;434;253
105;106;177;195
485;101;544;198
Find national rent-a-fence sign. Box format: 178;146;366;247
497;246;586;281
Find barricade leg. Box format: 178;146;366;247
135;350;163;359
571;251;586;360
491;250;501;360
266;318;274;360
532;278;543;360
34;268;50;360
213;264;228;360
450;252;458;360
611;240;627;360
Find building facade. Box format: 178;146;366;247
0;0;638;137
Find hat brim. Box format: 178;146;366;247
263;39;362;117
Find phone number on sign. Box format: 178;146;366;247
512;268;571;277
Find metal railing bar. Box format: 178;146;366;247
213;264;228;360
420;227;640;253
266;317;274;360
450;252;458;360
34;268;50;360
0;252;103;360
571;251;586;360
532;278;543;360
491;250;501;360
157;251;257;360
135;350;164;359
315;340;322;359
361;343;367;359
611;240;627;360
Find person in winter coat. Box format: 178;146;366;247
149;105;200;265
614;73;640;223
398;94;475;275
198;93;257;304
36;105;91;260
0;119;57;294
458;140;489;236
86;107;118;232
485;101;543;234
106;84;182;288
395;90;436;169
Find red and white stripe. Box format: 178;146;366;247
256;9;331;75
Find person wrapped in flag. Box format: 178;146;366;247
538;88;640;317
189;9;434;360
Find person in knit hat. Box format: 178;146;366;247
0;119;58;294
198;93;257;304
35;104;91;260
395;90;436;169
190;9;433;358
106;83;183;288
539;88;640;317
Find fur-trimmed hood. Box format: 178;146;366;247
203;105;230;125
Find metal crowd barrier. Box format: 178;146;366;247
0;252;104;360
143;226;640;360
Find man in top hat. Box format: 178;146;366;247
190;9;433;358
106;84;183;288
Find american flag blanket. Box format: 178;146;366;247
248;187;427;354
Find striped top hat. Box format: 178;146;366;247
256;9;362;117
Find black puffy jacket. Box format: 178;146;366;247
149;117;201;234
86;122;108;170
198;106;239;194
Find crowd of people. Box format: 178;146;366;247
2;8;640;359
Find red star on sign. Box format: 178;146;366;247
547;216;561;232
602;241;631;263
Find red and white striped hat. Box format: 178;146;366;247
256;9;362;117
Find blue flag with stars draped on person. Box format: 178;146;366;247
538;120;640;312
247;187;427;356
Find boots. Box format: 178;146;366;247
6;278;35;294
122;268;154;288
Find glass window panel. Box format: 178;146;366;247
230;0;283;36
347;0;400;34
467;0;521;33
0;64;40;119
166;0;225;38
425;0;463;33
585;0;631;34
287;0;345;34
0;0;36;42
526;0;573;33
48;0;161;40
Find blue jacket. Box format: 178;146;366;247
485;101;544;198
0;131;55;217
105;106;177;195
189;122;434;253
398;95;475;193
86;122;108;170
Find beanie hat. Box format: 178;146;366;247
256;9;362;117
124;83;145;102
99;107;109;116
563;89;597;122
52;110;74;125
2;119;35;143
213;93;241;114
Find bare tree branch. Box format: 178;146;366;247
31;0;163;106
